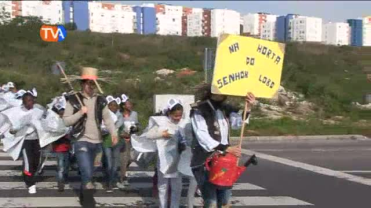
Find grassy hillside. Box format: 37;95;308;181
0;19;370;136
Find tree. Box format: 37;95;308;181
8;16;43;27
64;22;77;31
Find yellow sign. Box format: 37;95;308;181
211;34;286;98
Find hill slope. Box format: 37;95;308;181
0;20;369;136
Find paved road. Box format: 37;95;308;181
0;143;311;208
239;138;371;208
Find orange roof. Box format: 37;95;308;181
102;3;115;10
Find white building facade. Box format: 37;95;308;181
260;21;276;41
3;1;63;24
322;22;350;46
211;9;240;38
156;4;182;36
243;13;276;37
89;2;135;34
242;13;260;35
290;16;323;42
187;8;203;37
0;1;12;23
363;16;371;46
260;15;277;40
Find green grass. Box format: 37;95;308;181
0;17;370;136
232;117;371;137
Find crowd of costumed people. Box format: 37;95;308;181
0;67;257;208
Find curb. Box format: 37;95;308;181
230;135;370;142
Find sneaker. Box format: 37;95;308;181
85;182;95;190
116;181;128;189
28;185;36;194
196;188;202;197
106;184;113;193
116;182;124;189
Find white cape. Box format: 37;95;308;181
176;121;194;177
36;109;69;148
131;116;193;175
0;97;22;112
0;106;44;160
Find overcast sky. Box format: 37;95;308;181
118;1;371;22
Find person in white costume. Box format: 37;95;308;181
2;82;18;100
101;95;124;192
140;98;184;208
118;94;139;187
0;87;25;112
0;84;8;95
3;89;44;194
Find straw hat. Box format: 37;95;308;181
60;67;109;83
79;67;99;80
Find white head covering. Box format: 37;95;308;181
26;88;37;98
54;102;65;111
115;97;121;105
47;94;66;111
106;95;115;104
121;94;129;103
15;89;27;99
106;95;121;105
7;82;15;89
2;85;9;92
162;98;182;114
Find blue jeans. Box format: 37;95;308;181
102;143;123;185
73;141;102;188
193;166;232;208
55;152;70;183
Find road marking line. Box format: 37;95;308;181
0;196;312;207
0;182;264;191
250;148;371;152
0;170;154;178
0;153;11;157
0;159;139;168
242;149;371;187
0;160;57;166
340;171;371;173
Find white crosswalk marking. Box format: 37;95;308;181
0;169;154;177
0;148;313;207
0;196;313;207
0;181;265;191
0;160;56;166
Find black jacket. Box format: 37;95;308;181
190;100;241;167
67;93;107;140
